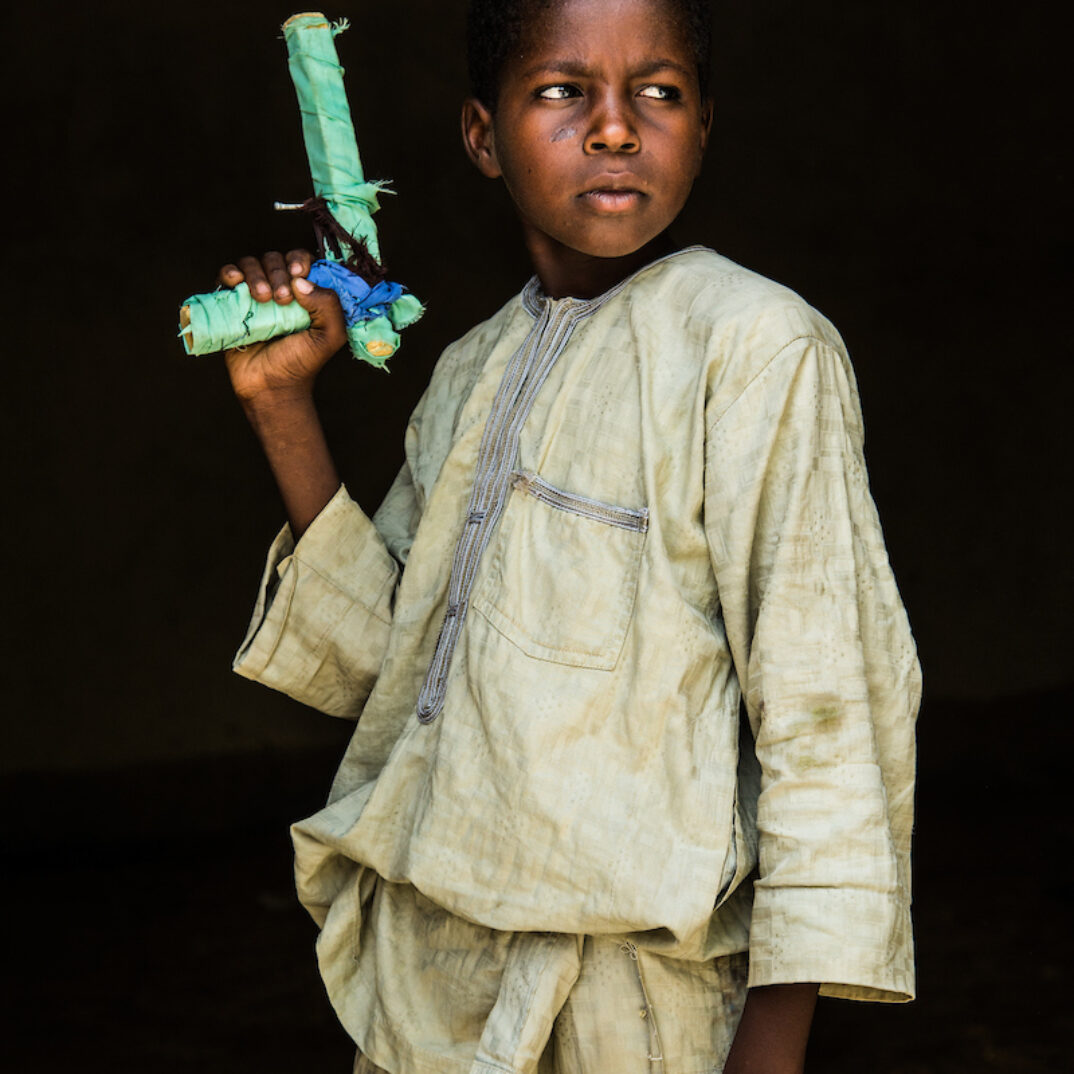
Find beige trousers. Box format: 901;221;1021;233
354;935;748;1074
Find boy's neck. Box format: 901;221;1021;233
526;230;679;300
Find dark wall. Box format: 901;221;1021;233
8;0;1070;775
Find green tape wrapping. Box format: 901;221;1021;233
179;284;422;367
178;12;423;368
285;12;382;260
180;283;308;354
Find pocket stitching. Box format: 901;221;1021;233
510;470;649;532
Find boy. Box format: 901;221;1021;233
219;1;919;1071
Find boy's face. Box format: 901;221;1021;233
463;0;712;283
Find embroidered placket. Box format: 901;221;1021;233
416;296;588;724
414;250;701;724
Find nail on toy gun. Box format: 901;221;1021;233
178;12;423;369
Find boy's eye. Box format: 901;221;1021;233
637;84;682;101
536;84;580;100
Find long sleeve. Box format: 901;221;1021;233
705;335;921;1002
233;465;421;719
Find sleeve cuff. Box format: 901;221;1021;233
748;886;915;1003
233;484;399;718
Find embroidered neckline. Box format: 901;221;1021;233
520;245;709;319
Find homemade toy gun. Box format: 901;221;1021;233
178;12;422;369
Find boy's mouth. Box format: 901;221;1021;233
578;184;647;213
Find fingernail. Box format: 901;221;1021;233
255;283;270;297
293;277;313;295
289;262;303;274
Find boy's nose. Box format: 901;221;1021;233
583;98;639;154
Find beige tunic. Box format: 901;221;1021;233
235;248;920;1069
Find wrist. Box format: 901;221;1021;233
240;379;314;408
239;383;317;425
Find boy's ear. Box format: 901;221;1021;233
696;97;715;173
461;97;502;179
700;98;714;150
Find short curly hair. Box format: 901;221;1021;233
466;0;713;110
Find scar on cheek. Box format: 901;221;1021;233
550;127;576;142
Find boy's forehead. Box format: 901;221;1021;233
510;0;695;72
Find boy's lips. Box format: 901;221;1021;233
578;177;647;213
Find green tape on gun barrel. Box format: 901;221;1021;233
179;284;308;355
178;284;426;367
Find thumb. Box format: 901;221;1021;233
292;275;347;352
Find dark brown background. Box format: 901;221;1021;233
5;1;1071;1070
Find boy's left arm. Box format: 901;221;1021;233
704;332;921;1041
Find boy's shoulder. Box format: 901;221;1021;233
629;247;844;352
624;248;854;416
413;290;532;421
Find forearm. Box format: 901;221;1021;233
241;388;340;538
723;983;818;1074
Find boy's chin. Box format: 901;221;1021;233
545;228;674;262
572;231;675;262
519;217;679;284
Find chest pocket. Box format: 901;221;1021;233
472;470;648;670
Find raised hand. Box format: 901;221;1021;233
218;249;347;404
215;249;345;537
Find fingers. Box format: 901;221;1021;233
216;249;316;303
218;263;243;289
238;255;273;302
262;250;293;304
286;249;313;278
